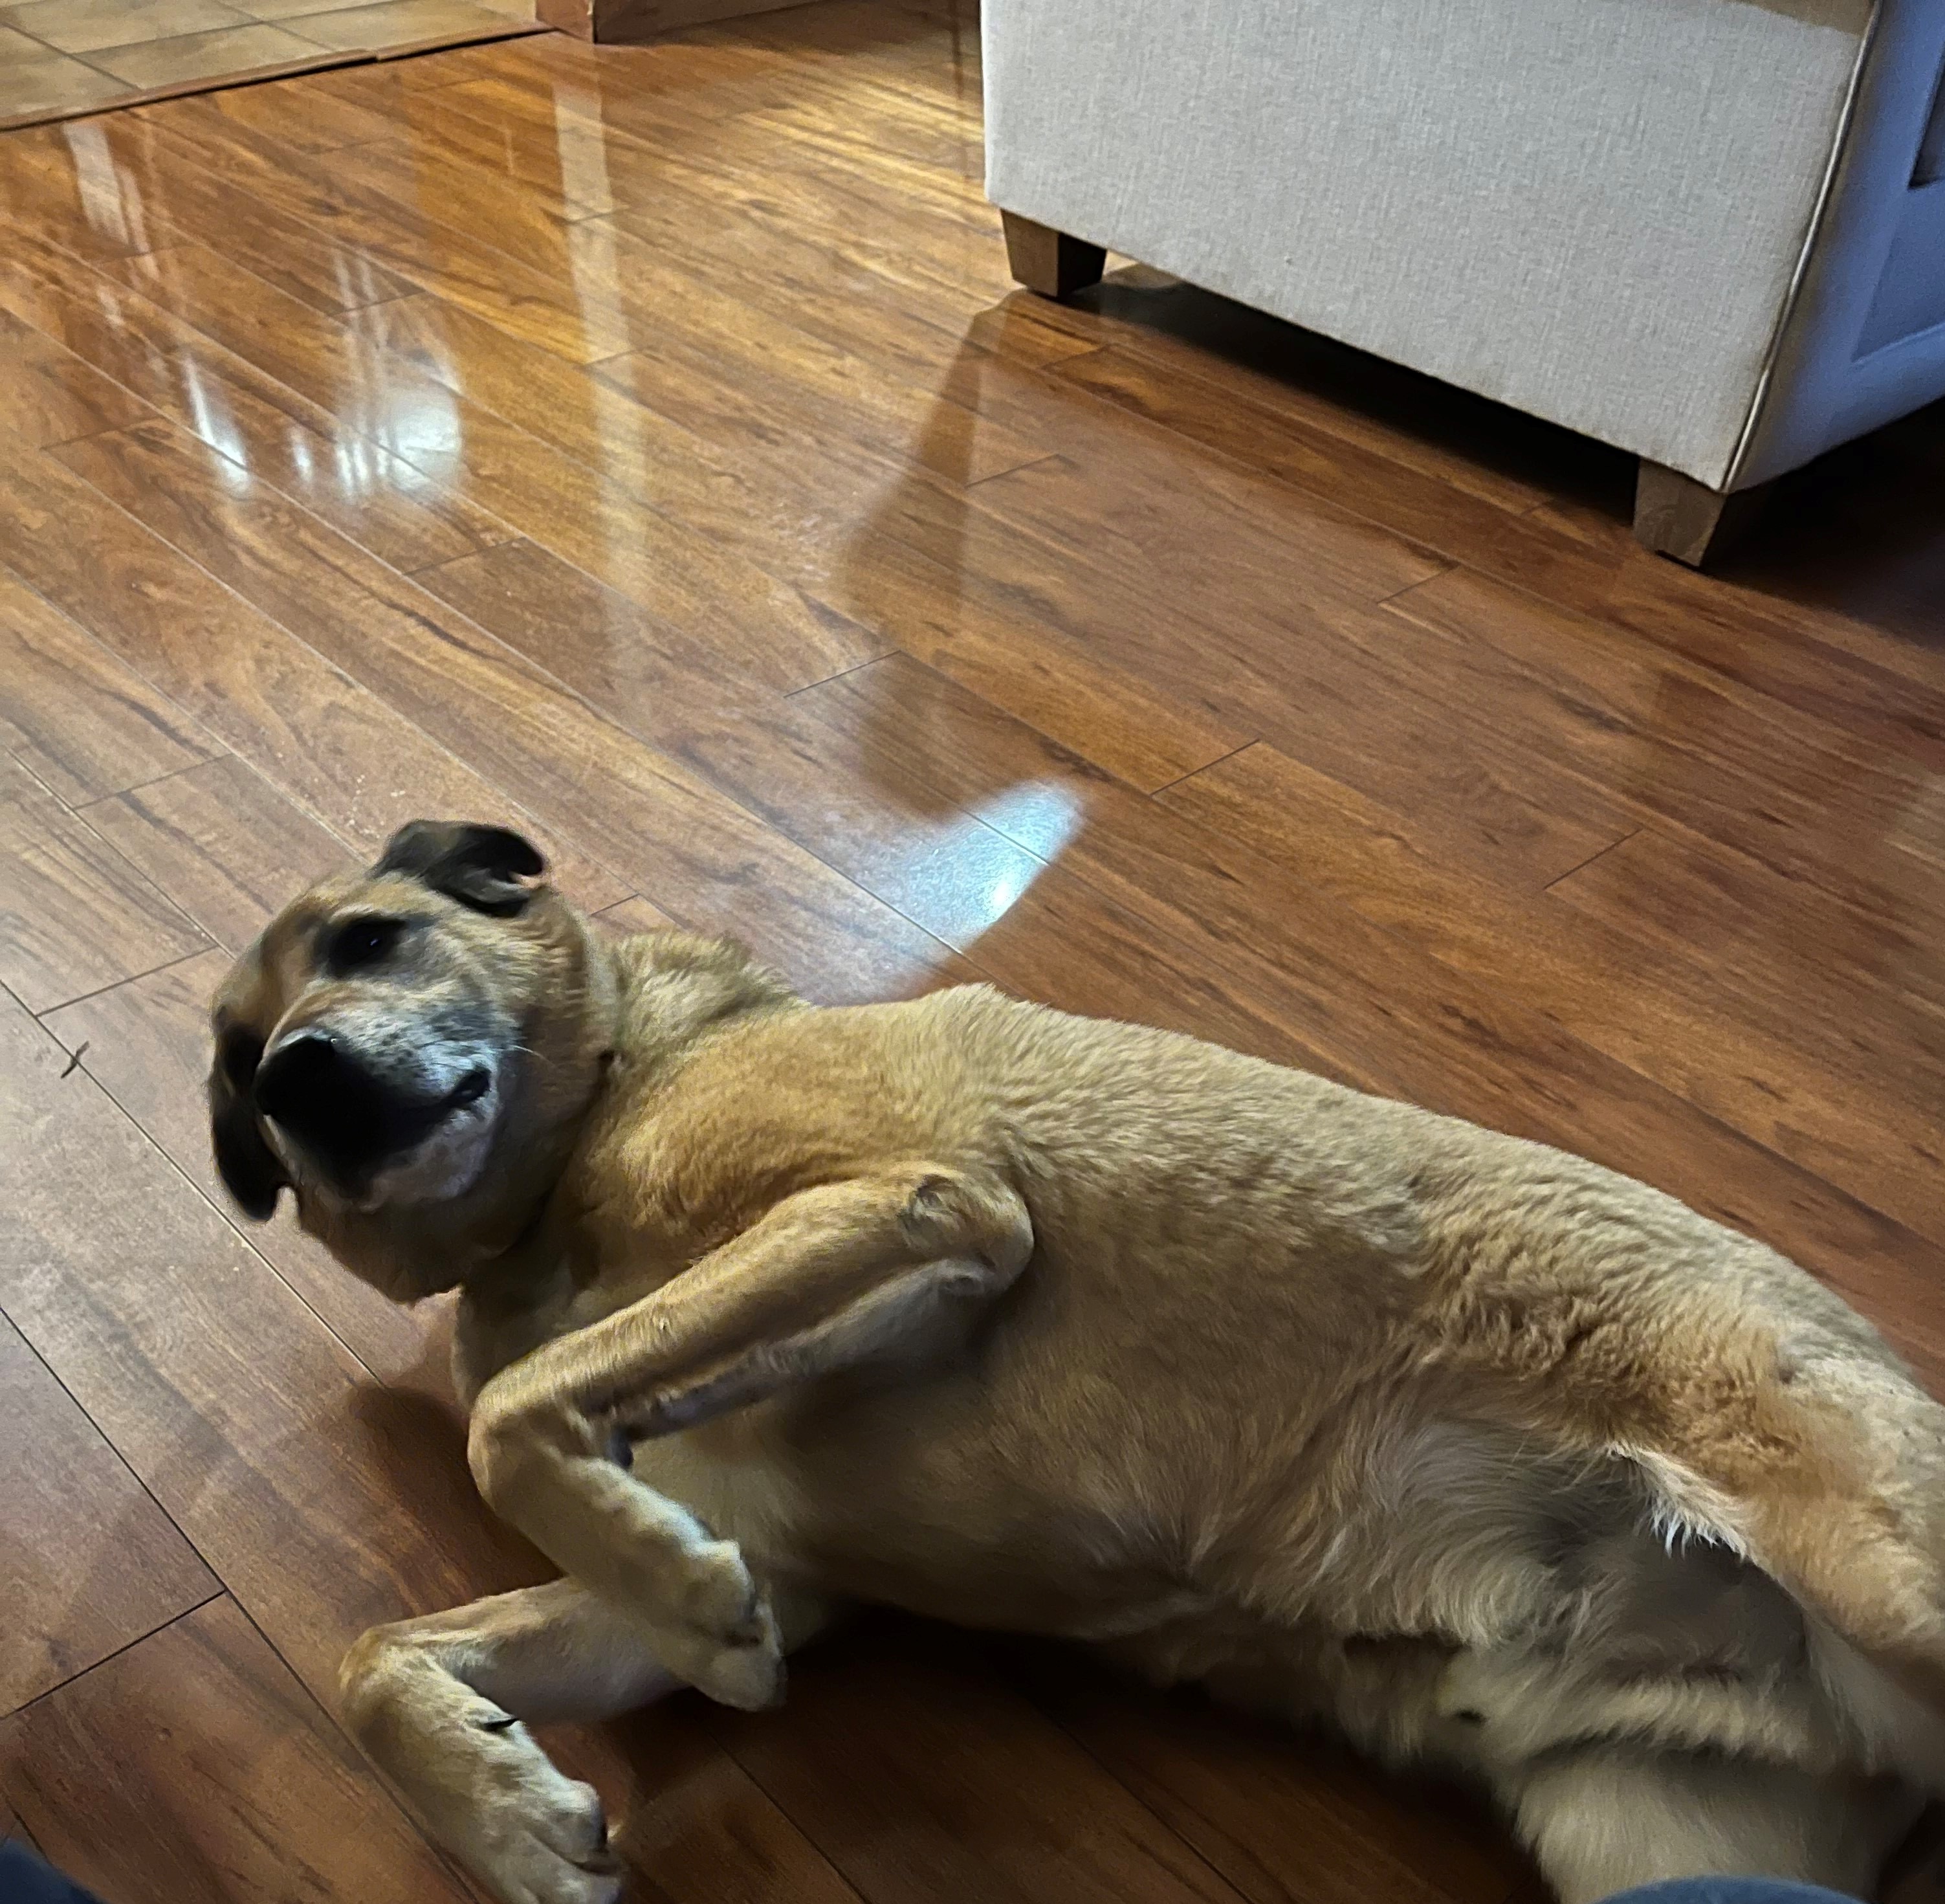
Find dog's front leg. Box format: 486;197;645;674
466;1164;1031;1703
342;1577;835;1904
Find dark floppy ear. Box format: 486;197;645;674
372;821;547;918
208;1028;287;1221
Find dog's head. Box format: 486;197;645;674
208;821;608;1250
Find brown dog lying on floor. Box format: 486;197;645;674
208;821;1945;1904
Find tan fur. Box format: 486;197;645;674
212;841;1945;1904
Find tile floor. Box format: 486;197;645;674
0;0;532;123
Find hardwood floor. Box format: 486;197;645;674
0;5;1940;1899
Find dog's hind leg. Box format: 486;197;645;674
1500;1745;1925;1904
341;1576;833;1904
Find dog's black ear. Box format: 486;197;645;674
208;1026;286;1221
373;821;547;918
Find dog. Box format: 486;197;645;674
208;820;1945;1904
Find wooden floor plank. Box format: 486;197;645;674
2;6;1940;1899
1387;566;1945;916
102;239;892;696
1526;480;1945;702
0;564;218;806
349;296;1235;784
414;536;1064;953
1156;742;1945;1249
0;1307;217;1716
78;754;358;954
1020;1642;1546;1904
542;1703;872;1904
450;76;1004;300
0;758;208;1014
1549;821;1945;1018
0;134;163;267
0;304;149;450
593;894;679;935
14;195;1232;783
0;440;629;911
1040;273;1945;730
0;223;518;575
0;1597;474;1904
325;133;605;285
705;1622;1250;1904
1033;277;1577;516
3;118;414;318
344;82;628;216
393;276;1618;874
852;478;1629;885
49;416;971;1004
192;70;404;153
135;94;640;362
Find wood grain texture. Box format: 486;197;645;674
134;94;639;362
0;135;161;265
50;418;969;1003
593;893;679;934
412;535;1053;954
705;1622;1251;1904
0;1309;217;1714
80;754;358;953
1548;822;1945;1017
0;563;218;806
0;760;208;1012
0;440;628;911
541;1704;870;1904
0;303;150;448
0;8;1939;1900
0;223;516;575
1158;742;1945;1248
1024;1643;1546;1904
0;1596;474;1904
1383;564;1945;918
1;117;412;316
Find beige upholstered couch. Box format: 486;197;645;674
983;0;1945;566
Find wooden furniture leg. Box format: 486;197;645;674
1002;212;1107;301
1633;461;1773;568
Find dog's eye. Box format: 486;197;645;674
327;917;404;975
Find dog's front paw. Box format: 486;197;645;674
449;1718;623;1904
676;1538;767;1645
646;1542;784;1711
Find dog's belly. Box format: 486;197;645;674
627;1375;1224;1641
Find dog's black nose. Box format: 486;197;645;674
251;1030;487;1188
253;1028;349;1128
253;1028;403;1182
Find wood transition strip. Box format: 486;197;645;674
0;20;551;136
